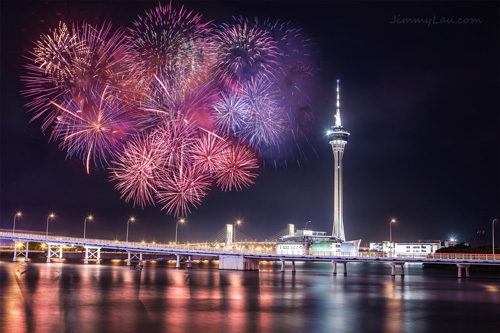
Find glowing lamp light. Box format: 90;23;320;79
16;212;22;217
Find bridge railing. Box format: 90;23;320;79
1;231;498;261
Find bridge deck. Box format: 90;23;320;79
2;231;498;266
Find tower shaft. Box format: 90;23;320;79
332;148;345;241
328;80;350;241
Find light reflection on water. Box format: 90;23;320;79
0;260;498;333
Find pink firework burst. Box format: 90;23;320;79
109;134;166;208
216;143;259;191
156;165;212;217
191;132;230;175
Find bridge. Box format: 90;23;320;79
1;231;498;278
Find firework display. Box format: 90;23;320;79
22;2;315;217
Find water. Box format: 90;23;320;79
1;259;499;333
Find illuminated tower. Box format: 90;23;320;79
328;80;350;241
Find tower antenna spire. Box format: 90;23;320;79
335;79;342;127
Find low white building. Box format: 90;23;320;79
277;243;306;255
369;241;441;254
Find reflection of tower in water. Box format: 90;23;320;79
328;80;350;241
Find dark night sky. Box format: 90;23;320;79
1;1;498;245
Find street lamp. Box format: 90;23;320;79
46;213;55;240
493;219;498;259
83;215;93;243
176;218;185;248
304;220;311;230
233;220;242;243
389;218;396;257
127;217;135;243
13;212;22;234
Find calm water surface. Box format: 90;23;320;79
1;259;499;333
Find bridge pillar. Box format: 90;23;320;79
390;262;405;276
291;261;296;272
127;251;131;266
457;264;470;278
281;260;286;272
187;256;192;268
176;254;181;268
96;248;101;264
13;241;29;262
139;252;143;265
25;242;29;262
218;255;259;271
47;243;63;263
333;261;348;275
84;246;101;264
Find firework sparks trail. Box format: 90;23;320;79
216;143;259;191
22;22;130;130
52;83;134;173
152;117;199;170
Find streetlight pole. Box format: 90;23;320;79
233;220;241;243
127;217;135;243
390;219;396;257
13;212;22;234
493;219;498;260
304;220;311;230
84;215;93;243
46;213;55;241
176;218;185;248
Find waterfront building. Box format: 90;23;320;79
277;229;360;255
369;241;441;254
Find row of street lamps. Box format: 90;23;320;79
12;212;187;245
11;213;497;256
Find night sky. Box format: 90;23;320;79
1;1;498;246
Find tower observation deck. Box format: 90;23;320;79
327;80;350;241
